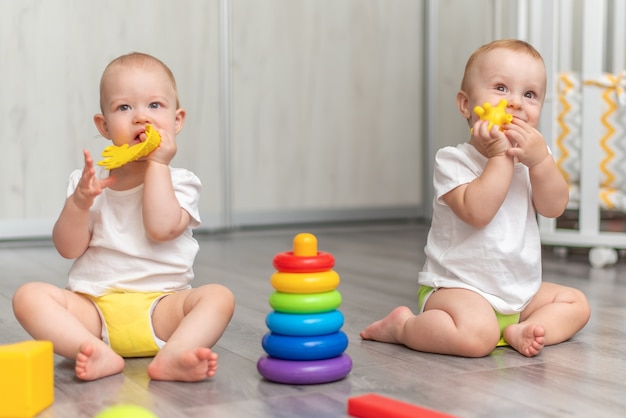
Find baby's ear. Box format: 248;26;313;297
175;108;186;134
456;90;472;120
93;114;111;139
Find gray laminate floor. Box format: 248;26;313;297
1;221;624;417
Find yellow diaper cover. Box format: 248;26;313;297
84;292;171;357
417;285;520;347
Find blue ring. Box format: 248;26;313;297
257;353;352;384
262;331;348;360
266;311;344;336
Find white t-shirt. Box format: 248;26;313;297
418;143;541;314
66;166;201;297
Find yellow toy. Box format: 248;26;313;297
474;99;513;131
0;341;54;417
98;124;161;170
95;404;157;418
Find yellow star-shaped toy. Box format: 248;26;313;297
474;99;513;131
98;124;161;170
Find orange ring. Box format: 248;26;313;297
273;251;335;273
270;270;339;293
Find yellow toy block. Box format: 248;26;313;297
0;341;54;418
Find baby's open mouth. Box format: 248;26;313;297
135;132;146;143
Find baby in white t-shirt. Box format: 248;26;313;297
361;39;590;358
13;52;235;382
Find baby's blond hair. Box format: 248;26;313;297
460;39;544;93
99;52;180;111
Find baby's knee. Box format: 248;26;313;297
12;282;45;317
571;288;591;324
464;335;499;357
553;286;591;329
13;282;39;304
199;284;235;313
218;285;235;312
214;284;235;303
461;324;500;357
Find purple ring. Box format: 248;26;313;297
257;353;352;384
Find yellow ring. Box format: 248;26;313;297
270;270;339;293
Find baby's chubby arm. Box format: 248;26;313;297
53;149;116;258
504;118;568;217
142;129;191;242
442;119;515;228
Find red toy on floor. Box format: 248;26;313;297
347;394;456;418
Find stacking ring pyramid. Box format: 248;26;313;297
257;233;352;384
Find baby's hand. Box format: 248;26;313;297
147;128;177;166
72;150;116;210
503;118;549;167
470;118;511;158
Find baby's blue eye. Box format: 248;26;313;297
149;102;161;109
118;104;131;111
496;85;506;92
525;91;536;99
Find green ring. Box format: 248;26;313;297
269;290;342;314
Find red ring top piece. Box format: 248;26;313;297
273;251;335;273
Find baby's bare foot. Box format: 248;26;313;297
147;346;218;382
75;342;125;381
503;323;545;357
360;306;413;344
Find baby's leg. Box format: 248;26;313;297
505;282;590;356
148;284;235;382
12;282;124;380
361;288;501;357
